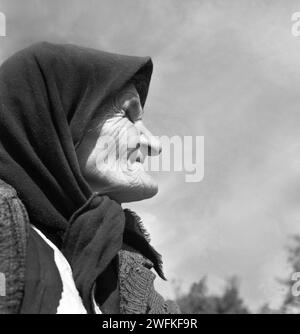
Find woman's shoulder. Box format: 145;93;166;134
0;180;87;314
0;179;28;314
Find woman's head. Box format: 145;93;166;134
0;42;156;231
76;83;162;203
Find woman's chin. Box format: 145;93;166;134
85;166;159;203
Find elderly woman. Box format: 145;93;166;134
0;42;179;314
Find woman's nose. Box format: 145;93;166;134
136;121;162;156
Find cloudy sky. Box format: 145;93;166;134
1;0;300;310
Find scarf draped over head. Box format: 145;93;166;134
0;42;164;313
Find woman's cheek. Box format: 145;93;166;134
86;116;139;180
109;118;140;163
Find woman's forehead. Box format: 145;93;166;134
89;83;143;128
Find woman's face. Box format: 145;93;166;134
76;84;162;203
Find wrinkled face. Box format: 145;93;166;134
76;84;162;203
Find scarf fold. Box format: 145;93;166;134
0;42;164;313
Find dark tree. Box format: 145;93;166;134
176;276;250;314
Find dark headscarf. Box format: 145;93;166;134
0;42;163;313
